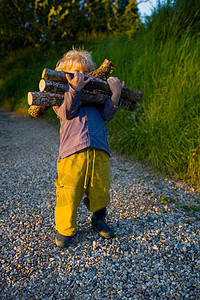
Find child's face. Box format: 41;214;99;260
68;65;89;75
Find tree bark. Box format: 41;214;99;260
42;59;114;82
39;80;65;94
86;59;114;80
28;105;50;118
39;79;143;104
28;90;137;111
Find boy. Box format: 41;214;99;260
54;49;124;248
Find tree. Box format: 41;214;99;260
0;0;141;53
82;0;140;37
109;0;140;36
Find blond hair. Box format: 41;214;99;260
55;48;96;72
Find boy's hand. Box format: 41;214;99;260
66;71;90;91
107;77;125;106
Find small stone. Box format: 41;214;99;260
49;258;54;261
182;246;187;252
136;288;143;293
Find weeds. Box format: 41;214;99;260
158;196;177;205
158;195;200;216
91;33;200;187
181;205;200;213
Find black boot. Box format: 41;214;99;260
55;232;73;248
91;207;114;239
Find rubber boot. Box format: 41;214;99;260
55;232;73;248
91;207;114;239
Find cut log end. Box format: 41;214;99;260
39;79;46;93
28;92;33;105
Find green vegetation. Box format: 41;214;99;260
158;196;178;205
0;0;140;55
0;0;199;188
97;33;200;187
181;205;200;213
0;49;50;116
158;195;200;215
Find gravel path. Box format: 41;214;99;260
1;110;199;299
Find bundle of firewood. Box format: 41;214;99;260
28;59;143;118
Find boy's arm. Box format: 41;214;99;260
53;84;82;120
53;71;90;120
107;77;125;106
100;77;124;121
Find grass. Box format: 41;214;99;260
158;196;178;205
90;33;200;188
0;30;199;188
158;195;200;216
181;205;200;213
0;47;60;113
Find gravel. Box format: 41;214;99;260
0;109;200;299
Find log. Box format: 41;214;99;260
88;59;114;80
28;105;50;118
42;59;113;82
28;91;137;111
41;70;143;103
39;80;65;94
28;59;114;118
39;78;143;104
28;92;63;106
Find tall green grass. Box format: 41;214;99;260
91;33;200;187
0;47;63;114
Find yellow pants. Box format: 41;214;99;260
55;148;110;236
